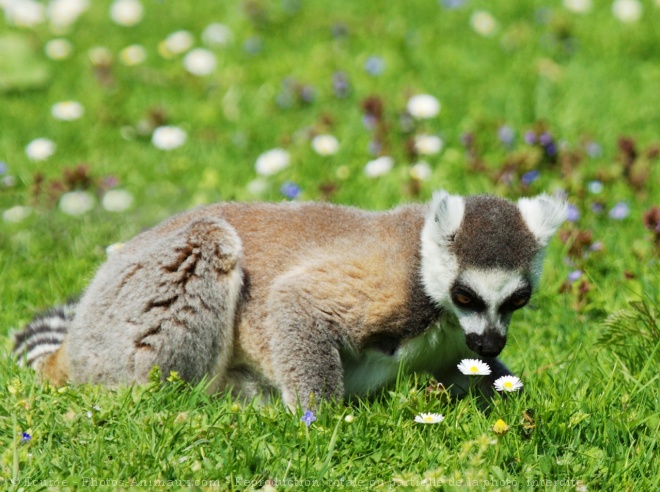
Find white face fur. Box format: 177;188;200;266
420;190;566;357
451;268;529;337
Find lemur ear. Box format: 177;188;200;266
517;193;567;247
428;190;465;242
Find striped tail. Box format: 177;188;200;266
12;301;77;369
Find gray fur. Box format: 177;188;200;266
451;195;540;270
12;192;565;409
67;217;242;386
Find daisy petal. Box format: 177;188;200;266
457;358;492;376
414;412;445;424
493;375;524;392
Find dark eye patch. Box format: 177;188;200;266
499;286;532;313
450;284;486;313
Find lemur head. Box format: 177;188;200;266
421;190;566;357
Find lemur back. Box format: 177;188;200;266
13;192;566;408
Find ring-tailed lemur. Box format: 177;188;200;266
12;191;566;408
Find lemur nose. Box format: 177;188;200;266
465;331;507;357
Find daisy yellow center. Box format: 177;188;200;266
470;366;479;373
423;416;435;422
504;381;513;389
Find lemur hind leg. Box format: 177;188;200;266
66;217;243;387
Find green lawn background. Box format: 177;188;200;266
1;0;659;490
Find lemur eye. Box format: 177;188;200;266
450;285;486;312
511;297;528;307
455;293;472;306
502;296;530;313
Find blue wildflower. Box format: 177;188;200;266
498;170;514;185
587;180;603;194
539;133;553;146
440;0;466;8
589;241;604;252
362;115;378;131
0;161;7;175
367;140;382;156
244;37;263;55
568;270;583;283
399;112;414;133
275;90;294;109
331;22;349;38
544;142;557;156
497;126;515;146
524;131;536;145
521;170;540;186
609;202;629;220
364;56;385;76
591;202;604;214
585;142;603;158
280;182;301;200
21;432;31;443
301;411;317;426
332;71;350;98
299;85;316;104
460;133;473;148
566;204;580;222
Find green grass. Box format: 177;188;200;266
1;0;659;490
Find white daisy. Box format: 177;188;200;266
563;0;592;14
344;414;355;423
183;48;217;76
5;0;45;28
364;156;394;178
246;178;270;196
493;375;524;392
587;180;604;194
45;38;73;60
110;0;143;27
102;189;133;212
202;23;233;47
406;94;441;119
25;138;56;161
414;413;445;424
470;10;498;37
311;134;340;156
3;205;32;223
152;126;187;150
164;30;194;56
409;161;432;181
59;191;95;216
119;44;147;66
414;135;443;155
457;359;492;376
255;148;290;176
51;101;84;121
105;242;124;255
612;0;642;23
48;0;89;30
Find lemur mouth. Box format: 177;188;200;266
465;332;506;358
